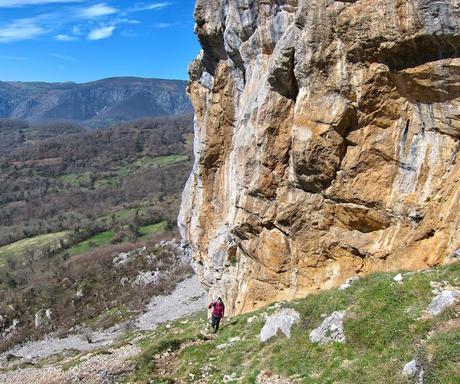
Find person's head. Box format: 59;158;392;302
217;297;222;302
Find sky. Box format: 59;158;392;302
0;0;200;82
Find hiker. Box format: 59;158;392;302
208;297;225;333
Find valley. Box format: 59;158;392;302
0;113;195;352
0;77;192;127
1;0;459;382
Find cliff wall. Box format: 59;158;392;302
179;0;460;314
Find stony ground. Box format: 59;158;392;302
0;275;207;384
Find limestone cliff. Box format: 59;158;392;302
179;0;460;314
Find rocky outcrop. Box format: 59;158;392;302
179;0;460;314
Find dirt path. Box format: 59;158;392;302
153;337;211;384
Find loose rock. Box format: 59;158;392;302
260;308;300;342
427;289;460;316
393;273;403;283
339;276;359;290
309;311;346;344
402;359;424;384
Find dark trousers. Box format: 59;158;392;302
211;316;221;333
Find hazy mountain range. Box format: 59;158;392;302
0;77;192;127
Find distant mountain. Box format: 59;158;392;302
0;77;192;127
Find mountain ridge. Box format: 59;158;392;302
0;76;192;127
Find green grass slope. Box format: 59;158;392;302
127;263;460;384
0;231;70;265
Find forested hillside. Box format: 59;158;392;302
0;114;194;349
0;114;193;247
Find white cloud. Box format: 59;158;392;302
0;0;81;7
72;25;82;34
80;3;117;18
0;55;26;60
121;30;137;38
152;22;173;28
55;33;77;41
47;52;75;61
115;18;140;25
0;19;46;42
0;2;160;43
87;25;115;40
130;2;172;12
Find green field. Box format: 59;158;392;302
139;221;168;237
59;155;190;191
133;154;189;168
67;231;115;256
0;231;70;264
59;171;93;187
0;218;170;264
66;221;168;257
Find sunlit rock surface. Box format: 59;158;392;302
179;0;460;314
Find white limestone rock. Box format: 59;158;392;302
427;289;460;316
76;288;84;299
131;271;162;287
216;336;242;350
393;273;403;283
2;319;19;338
309;311;346;344
339;276;359;290
260;308;300;342
402;359;424;384
402;359;418;377
34;312;43;329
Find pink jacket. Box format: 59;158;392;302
208;301;225;317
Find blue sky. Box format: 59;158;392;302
0;0;200;82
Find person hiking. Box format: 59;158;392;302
208;297;225;333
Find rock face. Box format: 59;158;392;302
179;0;460;315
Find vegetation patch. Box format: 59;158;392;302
0;114;193;248
0;231;70;263
67;231;114;256
139;221;168;237
0;236;193;353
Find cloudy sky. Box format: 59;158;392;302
0;0;199;82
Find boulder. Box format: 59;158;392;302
427;290;460;316
309;311;346;344
402;359;424;384
260;308;300;342
393;273;403;283
216;336;242;350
